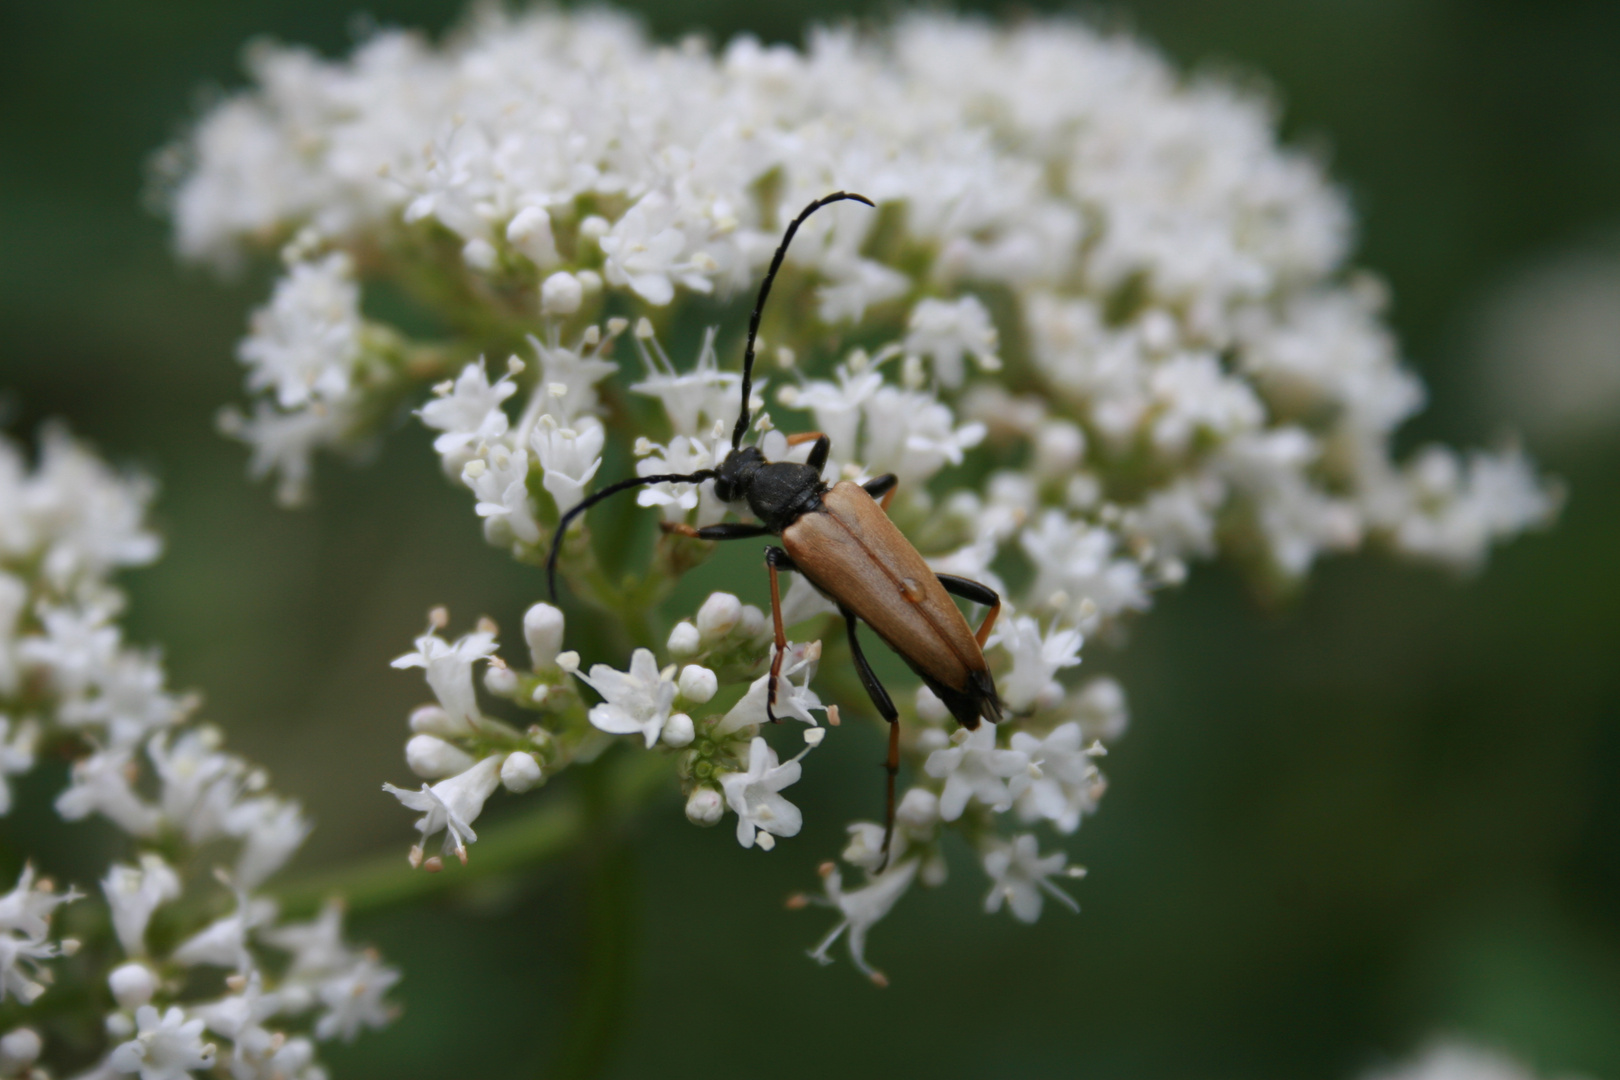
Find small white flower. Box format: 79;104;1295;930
598;191;712;305
531;415;605;516
18;602;121;700
1020;510;1149;631
806;860;919;986
390;626;497;734
1072;676;1130;742
988;614;1083;713
860;385;985;487
226;795;312;890
630;326;743;438
217;400;348;507
526;334;618;425
313;953;400;1042
417;359;515;469
980;833;1080;923
101;856;181;956
905;295;1001;388
109;1005;216;1080
718;642;824;732
719;737;808;849
170;895;275;970
189;973;283;1080
55;647;189;750
923;724;1031;822
260;901;353;984
634;434;724;524
147;728;244;845
1009;722;1105;833
568;648;678;748
463;439;541;547
237;253;362;410
55;747;163;837
382;754;503;864
0;866;81;1005
19;425;162;586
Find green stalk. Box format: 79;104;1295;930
544;757;639;1080
272;749;669;919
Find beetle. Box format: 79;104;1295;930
548;192;1003;865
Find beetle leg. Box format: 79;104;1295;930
659;521;773;541
763;547;799;724
783;432;832;473
862;473;898;511
936;573;1002;647
840;606;901;871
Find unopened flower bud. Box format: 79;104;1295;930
506;206;558;267
483;664;519;697
662;713;695;748
406;734;476;779
523;603;566;670
695;592;742;639
500;751;543;792
408;704;469;738
107;962;158;1010
667;621;701;656
540;271;583;316
896;787;940;830
462;237;498;272
0;1029;41;1073
738;604;767;639
841;823;887;870
678;665;717;704
1033;420;1086;479
685;786;723;826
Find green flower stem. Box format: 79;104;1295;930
545;750;639;1080
272;748;670;919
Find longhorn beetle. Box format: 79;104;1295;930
548;192;1004;866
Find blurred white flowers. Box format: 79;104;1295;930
0;427;396;1075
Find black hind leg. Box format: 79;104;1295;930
842;607;901;871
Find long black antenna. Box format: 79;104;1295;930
731;191;875;451
547;470;717;600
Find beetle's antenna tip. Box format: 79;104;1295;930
732;191;874;451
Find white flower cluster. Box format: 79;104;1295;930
168;6;1558;980
0;427;396;1078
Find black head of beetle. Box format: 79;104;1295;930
712;444;827;531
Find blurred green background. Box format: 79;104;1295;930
2;1;1618;1077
